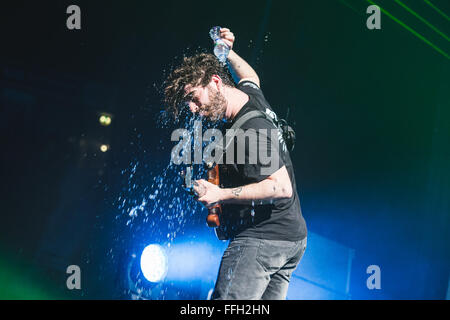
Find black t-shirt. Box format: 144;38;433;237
218;80;307;241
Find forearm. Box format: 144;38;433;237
227;50;260;85
221;179;292;205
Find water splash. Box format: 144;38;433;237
101;48;230;299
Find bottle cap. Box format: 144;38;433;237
209;26;221;41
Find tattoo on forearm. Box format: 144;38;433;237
232;187;243;197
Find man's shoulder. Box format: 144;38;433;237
238;79;261;90
237;79;264;97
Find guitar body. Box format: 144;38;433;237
206;163;222;228
181;163;226;240
214;227;227;241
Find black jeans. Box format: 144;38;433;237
211;236;307;300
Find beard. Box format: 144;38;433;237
200;89;227;122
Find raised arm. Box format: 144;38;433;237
219;28;261;87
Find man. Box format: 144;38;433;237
164;28;307;300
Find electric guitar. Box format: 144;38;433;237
180;162;226;240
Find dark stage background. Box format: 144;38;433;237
0;0;449;299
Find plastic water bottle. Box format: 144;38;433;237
209;26;229;64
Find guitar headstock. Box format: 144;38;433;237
180;164;194;193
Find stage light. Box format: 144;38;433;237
100;144;109;152
99;114;112;126
140;244;168;283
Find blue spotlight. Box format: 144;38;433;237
140;244;168;283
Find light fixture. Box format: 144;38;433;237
140;244;168;283
100;144;109;152
99;114;112;126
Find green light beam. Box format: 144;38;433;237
366;0;449;59
338;0;362;16
423;0;450;21
394;0;449;42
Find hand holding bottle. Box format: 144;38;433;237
218;27;235;50
210;26;235;63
